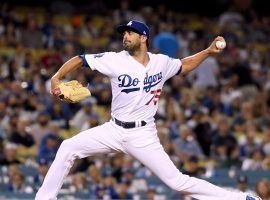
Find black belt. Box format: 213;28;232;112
112;117;147;129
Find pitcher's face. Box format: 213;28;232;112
123;30;141;54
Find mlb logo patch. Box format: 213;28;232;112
246;196;257;200
94;53;105;58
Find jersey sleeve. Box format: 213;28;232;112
163;56;182;81
80;52;115;77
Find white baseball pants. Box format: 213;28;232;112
35;121;247;200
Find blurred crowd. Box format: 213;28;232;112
0;0;270;199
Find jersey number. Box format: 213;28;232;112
145;89;161;105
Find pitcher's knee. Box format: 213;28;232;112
56;139;78;160
59;139;76;152
164;173;191;191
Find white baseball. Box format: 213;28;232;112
215;41;226;49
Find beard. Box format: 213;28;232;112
123;40;141;55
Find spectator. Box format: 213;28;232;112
241;148;265;171
69;157;95;174
80;114;100;132
40;47;62;70
191;53;219;89
182;155;205;177
70;97;99;130
202;86;225;113
156;121;173;155
111;154;124;183
7;172;33;193
9;118;35;147
262;150;270;170
173;125;204;162
262;124;270;158
28;112;51;145
21;50;35;69
211;117;239;168
95;85;112;106
36;82;53;108
0;100;9;134
153;22;179;58
235;175;256;195
239;122;261;159
190;107;213;156
0;137;4;160
6;164;21;183
0;142;20;165
69;172;88;193
111;180;133;200
87;164;102;185
103;175;118;198
37;133;63;164
34;158;49;187
48;103;69;128
3;22;19;47
222;90;243;117
146;187;157;200
255;179;270;200
86;164;109;198
20;17;42;49
61;42;76;63
40;14;56;49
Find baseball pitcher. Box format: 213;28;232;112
36;20;261;200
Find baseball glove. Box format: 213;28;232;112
52;80;91;103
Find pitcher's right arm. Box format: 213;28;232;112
51;56;83;91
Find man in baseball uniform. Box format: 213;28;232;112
36;20;261;200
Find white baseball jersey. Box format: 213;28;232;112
37;51;249;200
82;50;182;123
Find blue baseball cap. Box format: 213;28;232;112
116;20;150;39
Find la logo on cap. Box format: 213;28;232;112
127;21;132;26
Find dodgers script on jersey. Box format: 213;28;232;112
82;51;181;123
